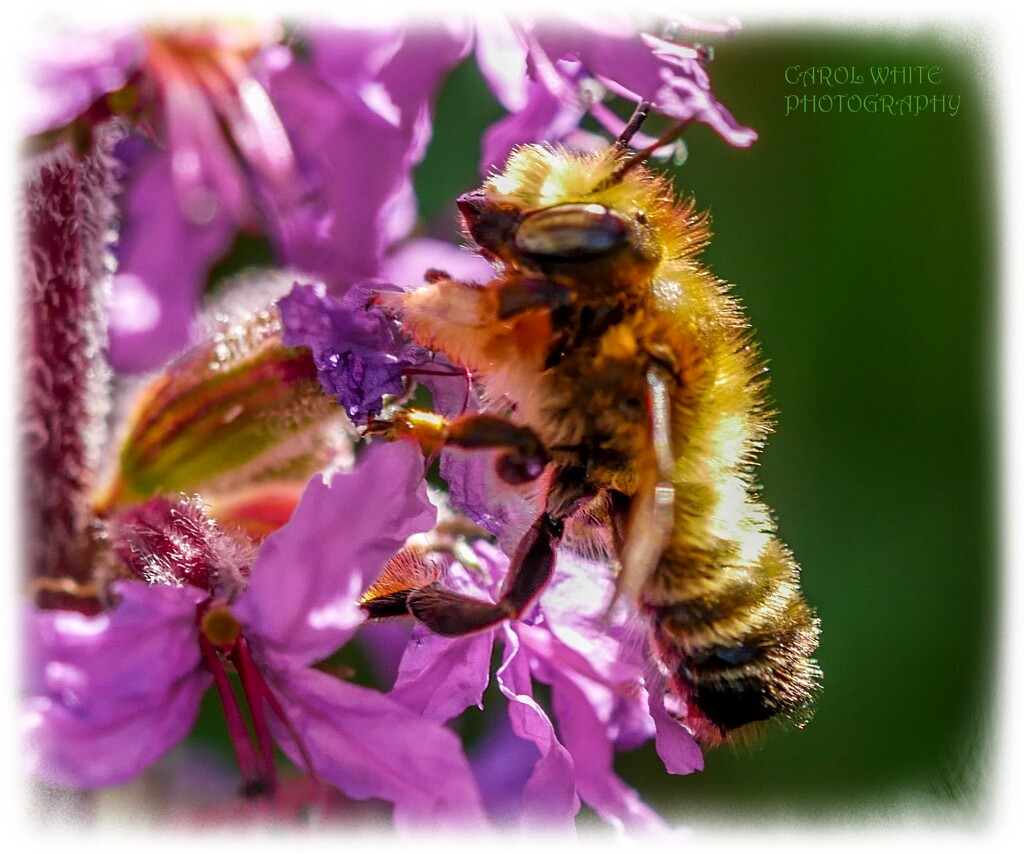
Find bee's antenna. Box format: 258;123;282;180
606;118;692;186
614;100;652;149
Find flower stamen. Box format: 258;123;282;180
196;601;323;802
198;629;271;796
230;636;279;796
233;636;324;800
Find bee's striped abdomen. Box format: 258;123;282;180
642;536;821;744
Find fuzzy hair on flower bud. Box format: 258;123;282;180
109;494;252;596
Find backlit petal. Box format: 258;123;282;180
260;650;486;830
236;441;435;664
23;582;209;788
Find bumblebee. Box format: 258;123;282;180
361;131;821;745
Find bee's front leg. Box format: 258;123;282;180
389;274;573;370
368;410;549;485
493;277;573;319
362;513;563;636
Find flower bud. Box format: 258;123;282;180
94;307;345;512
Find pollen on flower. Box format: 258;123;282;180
200;604;242;649
360;547;443;613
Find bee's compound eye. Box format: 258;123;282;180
515;204;630;259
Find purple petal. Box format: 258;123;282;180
469;713;544;823
160;73;252;226
544;657;667;833
496;627;579;829
520;622;654;754
389;625;494;724
24;27;144;136
472;17;530;112
465;540;514;593
261;26;469;286
278;281;432;421
388;552;500;721
311;22;472;134
380;238;492;288
524;17;757;150
298;26;403;85
367;22;474;160
646;666;704;775
539;551;647;684
533;17;663;99
236;441;435;664
277;281;336;351
108;140;237;372
257;45;399;282
23;582;209;788
530;552;665;751
480;78;586;173
353;619;413;689
439;450;535;548
260;651;486;830
646;59;759;148
408;366;475;421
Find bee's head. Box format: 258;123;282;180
458;144;694;298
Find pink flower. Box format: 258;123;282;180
24;26;144;136
34;22;471;373
24;442;486;827
386;540;702;831
474;13;757;170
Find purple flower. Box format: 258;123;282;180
279;281;432;422
474;13;757;171
24;26;144;136
279;244;490;423
379;236;493;293
97;22;471;372
98;23;302;371
24;442;487;827
269;24;473;283
387;540;702;831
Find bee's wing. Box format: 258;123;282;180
614;363;676;605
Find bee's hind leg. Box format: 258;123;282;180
361;513;563;636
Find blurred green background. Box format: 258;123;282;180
416;25;996;828
201;22;996;830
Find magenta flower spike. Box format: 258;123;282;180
24;442;486;826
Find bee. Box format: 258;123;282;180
360;122;821;745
